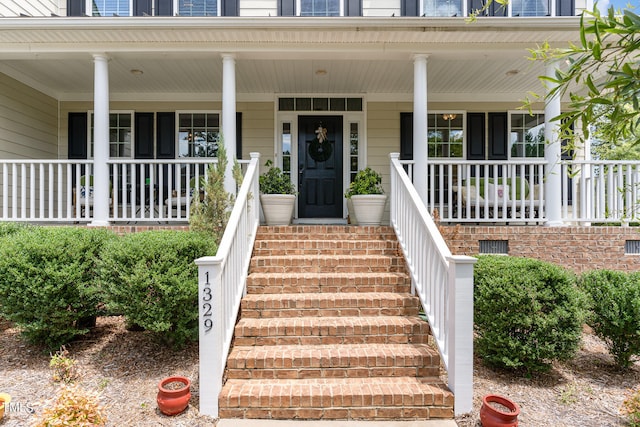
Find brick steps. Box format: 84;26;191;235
219;377;454;420
218;226;452;421
226;343;441;379
240;292;420;318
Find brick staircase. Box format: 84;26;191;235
218;225;454;421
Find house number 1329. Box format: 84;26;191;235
202;271;213;333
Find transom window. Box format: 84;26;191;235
427;113;464;158
178;0;218;16
510;113;545;158
91;0;130;16
278;97;363;111
299;0;340;16
423;0;463;17
178;113;220;158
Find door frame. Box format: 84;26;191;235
276;109;365;220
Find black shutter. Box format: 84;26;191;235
156;112;175;159
135;113;154;159
222;0;239;16
236;112;243;159
68;113;88;159
556;0;574;16
400;112;413;160
278;0;296;16
345;0;362;16
401;0;419;16
134;0;152;15
156;0;173;15
467;113;485;160
488;112;508;160
67;0;86;16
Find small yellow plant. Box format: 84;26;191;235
49;346;78;383
33;385;107;427
622;388;640;427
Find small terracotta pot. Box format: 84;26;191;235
480;394;520;427
157;376;191;416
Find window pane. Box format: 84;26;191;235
510;113;545;158
301;0;340;15
423;0;462;16
178;113;220;158
427;113;464;158
179;0;218;16
92;0;130;16
512;0;549;16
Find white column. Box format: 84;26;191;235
91;54;110;227
413;54;429;203
222;53;237;196
544;63;563;226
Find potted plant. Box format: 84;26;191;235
259;160;296;225
157;376;191;416
344;167;387;226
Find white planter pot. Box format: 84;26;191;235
260;194;296;226
346;198;358;225
350;194;387;226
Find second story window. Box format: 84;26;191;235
92;0;130;16
179;0;218;16
423;0;462;16
300;0;340;16
511;0;549;16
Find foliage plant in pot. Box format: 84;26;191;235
344;167;387;226
259;160;296;226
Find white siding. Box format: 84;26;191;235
363;0;401;16
0;0;61;17
240;0;278;16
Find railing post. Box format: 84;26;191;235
195;255;224;418
447;255;477;416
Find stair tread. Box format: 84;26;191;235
242;292;417;303
247;271;408;278
237;316;425;327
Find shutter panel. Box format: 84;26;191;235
135;113;154;159
345;0;362;16
67;0;86;16
236;112;243;159
401;0;419;16
467;113;485;160
488;112;508;160
156;0;173;15
68;113;88;159
134;0;152;15
156;112;175;159
222;0;239;16
278;0;295;16
556;0;574;16
400;113;413;160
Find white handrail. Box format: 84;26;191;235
389;153;476;416
194;152;261;418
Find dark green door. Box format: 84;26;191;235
297;116;343;218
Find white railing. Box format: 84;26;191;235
390;153;477;416
561;160;640;224
194;152;261;418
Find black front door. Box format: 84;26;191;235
297;116;343;218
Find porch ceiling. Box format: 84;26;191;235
0;16;582;101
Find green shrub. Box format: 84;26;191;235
474;255;585;373
579;269;640;368
0;226;115;348
344;167;384;198
623;387;640;427
0;222;31;237
259;160;296;195
98;230;215;348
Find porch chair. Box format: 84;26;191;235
164;177;204;218
72;175;113;216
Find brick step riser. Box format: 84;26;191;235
250;266;407;274
246;284;412;294
250;257;405;269
241;307;420;318
252;248;401;257
226;366;440;380
219;407;453;421
233;335;432;346
256;227;398;241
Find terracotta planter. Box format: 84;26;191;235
157;376;191;416
480;394;520;427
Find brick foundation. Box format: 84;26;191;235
440;225;640;273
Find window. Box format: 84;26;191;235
178;0;218;16
91;0;130;16
281;122;292;181
278;97;363;112
300;0;340;16
178;113;220;158
427;113;464;158
90;112;132;158
510;113;545;158
423;0;462;16
511;0;549;16
349;122;359;183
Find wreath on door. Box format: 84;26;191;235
309;124;332;162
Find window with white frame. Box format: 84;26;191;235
90;112;132;158
91;0;130;16
178;113;220;158
510;112;545;158
423;0;462;16
299;0;341;16
178;0;218;16
427;113;464;158
511;0;549;16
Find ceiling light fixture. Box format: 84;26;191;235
442;113;457;121
315;69;327;76
505;69;519;76
130;69;144;75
